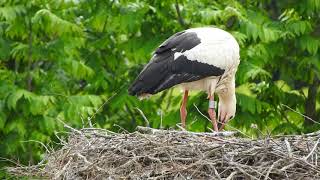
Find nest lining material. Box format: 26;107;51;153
7;126;320;179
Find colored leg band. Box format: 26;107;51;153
209;100;216;109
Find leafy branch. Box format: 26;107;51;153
175;0;187;28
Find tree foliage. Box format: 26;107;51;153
0;0;319;171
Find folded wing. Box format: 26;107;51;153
128;30;225;96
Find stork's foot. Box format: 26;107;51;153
219;122;225;131
217;116;225;130
219;118;229;131
208;108;218;131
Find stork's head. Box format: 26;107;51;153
217;85;236;123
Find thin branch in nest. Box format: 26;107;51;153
57;118;82;134
284;138;292;158
53;157;73;179
176;123;186;131
88;88;123;124
21;140;51;154
136;126;237;137
135;107;150;127
160;109;163;129
281;103;320;125
113;124;130;133
226;171;237;180
305;138;320;160
264;159;281;180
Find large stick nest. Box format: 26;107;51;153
7;126;320;179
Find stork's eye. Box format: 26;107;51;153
229;116;234;120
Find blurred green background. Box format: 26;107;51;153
0;0;319;172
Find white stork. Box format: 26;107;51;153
128;27;240;131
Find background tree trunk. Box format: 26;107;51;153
304;78;319;125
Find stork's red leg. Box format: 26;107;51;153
180;90;189;128
208;95;219;131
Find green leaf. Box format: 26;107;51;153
61;58;94;79
10;42;28;61
0;5;26;21
88;95;103;108
298;35;319;55
32;9;83;37
0;101;6;129
4;118;26;136
286;20;312;36
7;89;24;110
0;37;11;59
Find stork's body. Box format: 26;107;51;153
129;27;240;131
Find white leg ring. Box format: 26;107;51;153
209;100;217;109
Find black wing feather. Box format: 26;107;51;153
128;31;225;96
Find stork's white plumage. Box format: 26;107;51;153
129;27;240;131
